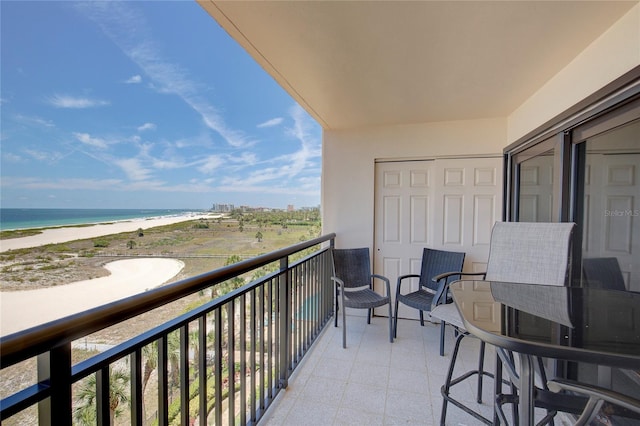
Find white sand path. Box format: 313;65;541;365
0;258;184;336
0;213;214;252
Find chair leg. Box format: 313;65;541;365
342;298;347;349
440;332;465;425
439;321;446;356
393;298;400;338
477;341;486;403
419;310;425;326
334;285;339;327
388;302;394;343
440;332;493;425
367;308;372;324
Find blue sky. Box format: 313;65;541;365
1;1;322;210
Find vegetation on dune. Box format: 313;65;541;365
0;209;321;291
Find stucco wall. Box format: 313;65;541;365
507;4;640;143
322;118;506;249
322;5;640;249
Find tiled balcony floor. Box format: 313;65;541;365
262;314;570;426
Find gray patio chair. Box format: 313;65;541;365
393;248;465;356
431;221;576;425
331;247;394;348
582;257;627;291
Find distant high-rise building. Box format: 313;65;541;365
211;203;235;212
287;204;295;212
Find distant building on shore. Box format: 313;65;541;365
212;203;320;213
211;203;235;213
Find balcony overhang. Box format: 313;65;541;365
198;1;637;130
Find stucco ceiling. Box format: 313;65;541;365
199;1;637;130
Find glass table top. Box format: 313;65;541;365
449;280;640;369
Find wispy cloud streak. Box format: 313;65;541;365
47;94;109;109
219;105;321;189
77;2;252;147
257;117;283;128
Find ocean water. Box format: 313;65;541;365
0;208;203;231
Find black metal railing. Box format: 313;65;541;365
0;233;336;425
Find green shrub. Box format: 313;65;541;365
93;239;109;248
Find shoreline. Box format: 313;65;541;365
0;212;217;252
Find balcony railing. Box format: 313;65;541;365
0;233;336;425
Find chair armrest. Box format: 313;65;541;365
396;274;421;296
432;271;487;306
372;273;392;297
458;271;487;279
547;378;640;418
331;276;344;289
431;271;463;282
331;276;348;309
431;271;463;307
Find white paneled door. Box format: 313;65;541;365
374;157;503;320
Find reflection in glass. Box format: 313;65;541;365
578;119;640;293
518;149;555;222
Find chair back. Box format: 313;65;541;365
418;248;466;292
582;257;626;291
332;248;373;289
485;222;575;286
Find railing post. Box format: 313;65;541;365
158;336;169;426
180;325;190;426
37;344;72;426
278;256;290;389
96;366;110;426
130;349;143;425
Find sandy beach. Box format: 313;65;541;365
0;258;184;336
0;213;214;252
0;213;214;336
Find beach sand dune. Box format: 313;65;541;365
0;258;184;336
0;213;213;252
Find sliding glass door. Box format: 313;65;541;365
573;113;640;292
506;94;640;406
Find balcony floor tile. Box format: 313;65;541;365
262;315;572;426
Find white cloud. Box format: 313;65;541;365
257;117;283;128
137;122;156;132
73;132;109;149
197;155;224;174
24;149;65;163
125;74;142;84
236;152;258;165
211;105;320;189
152;157;185;170
114;157;153;181
2;152;25;163
48;94;110;109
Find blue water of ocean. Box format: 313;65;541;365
0;208;203;231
